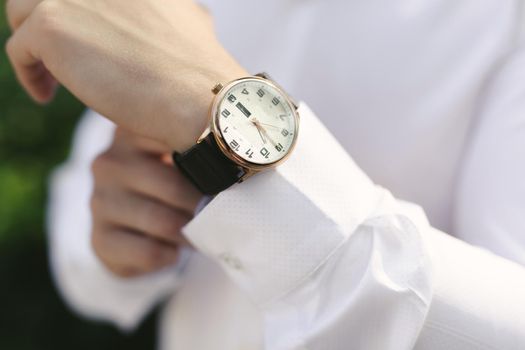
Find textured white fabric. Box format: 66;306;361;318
184;105;389;305
416;230;525;350
46;0;525;349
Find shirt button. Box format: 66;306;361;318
218;252;243;270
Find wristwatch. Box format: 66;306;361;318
173;73;300;195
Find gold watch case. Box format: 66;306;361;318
196;73;300;181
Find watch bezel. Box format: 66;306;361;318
207;76;300;172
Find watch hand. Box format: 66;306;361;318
256;122;280;130
255;121;278;148
257;126;267;144
252;120;267;144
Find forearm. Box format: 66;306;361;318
182;104;432;348
182;103;525;349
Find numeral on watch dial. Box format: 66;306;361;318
221;109;231;118
260;147;270;158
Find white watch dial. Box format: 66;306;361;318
216;79;298;165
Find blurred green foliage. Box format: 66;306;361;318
0;6;156;350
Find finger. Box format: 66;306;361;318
92;151;203;214
91;187;191;245
124;159;203;214
6;0;42;30
92;226;181;277
5;13;57;103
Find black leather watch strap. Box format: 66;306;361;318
172;133;244;195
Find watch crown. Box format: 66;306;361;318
211;83;224;95
255;72;271;80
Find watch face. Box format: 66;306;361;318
215;79;298;165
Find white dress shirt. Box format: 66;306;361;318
47;0;525;349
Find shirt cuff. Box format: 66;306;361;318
182;103;384;304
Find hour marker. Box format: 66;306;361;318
275;143;284;152
242;88;249;95
281;129;289;137
260;147;270;158
257;89;265;98
229;139;240;151
245;148;254;159
272;97;280;106
228;94;237;103
279;114;287;121
223;126;229;133
221;109;231;118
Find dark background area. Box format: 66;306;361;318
0;7;156;350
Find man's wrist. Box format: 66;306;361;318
164;64;249;152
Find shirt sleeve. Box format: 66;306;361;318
183;104;433;349
47;110;186;331
183;103;525;349
454;37;525;266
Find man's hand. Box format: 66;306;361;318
90;129;202;277
5;0;247;151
